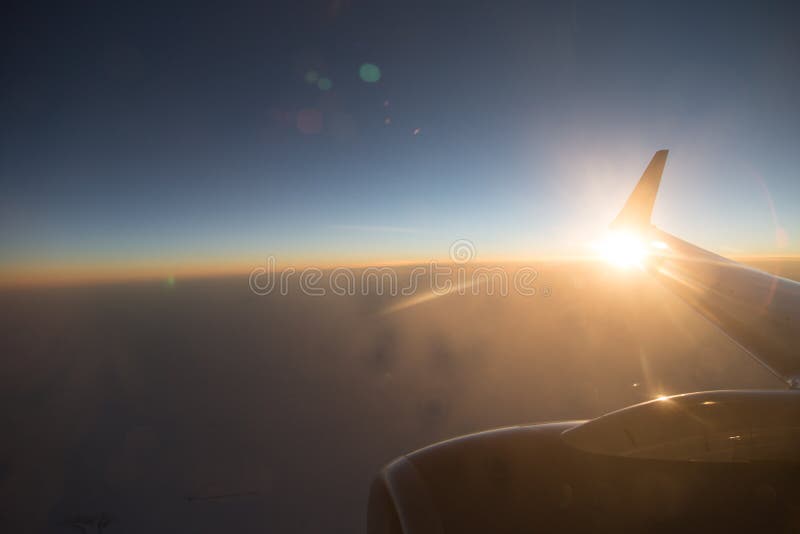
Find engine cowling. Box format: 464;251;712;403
368;391;800;533
368;422;583;534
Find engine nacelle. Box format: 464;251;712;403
368;391;800;533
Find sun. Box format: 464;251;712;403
592;231;648;269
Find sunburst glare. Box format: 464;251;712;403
592;231;649;269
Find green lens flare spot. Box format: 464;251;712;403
304;70;319;84
165;275;176;288
359;63;381;83
317;77;332;91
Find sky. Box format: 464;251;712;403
2;0;799;285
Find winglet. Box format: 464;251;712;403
611;149;669;230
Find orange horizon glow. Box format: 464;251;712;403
2;251;799;290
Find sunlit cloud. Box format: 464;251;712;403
380;278;476;315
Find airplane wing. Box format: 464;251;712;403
612;150;800;387
367;150;800;534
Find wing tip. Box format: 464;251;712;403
610;149;670;230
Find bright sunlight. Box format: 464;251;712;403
593;231;649;269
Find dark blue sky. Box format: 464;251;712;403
2;1;799;281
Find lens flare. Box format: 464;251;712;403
317;77;332;91
359;63;381;83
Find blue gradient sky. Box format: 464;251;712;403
1;1;799;281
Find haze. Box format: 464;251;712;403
1;1;799;532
